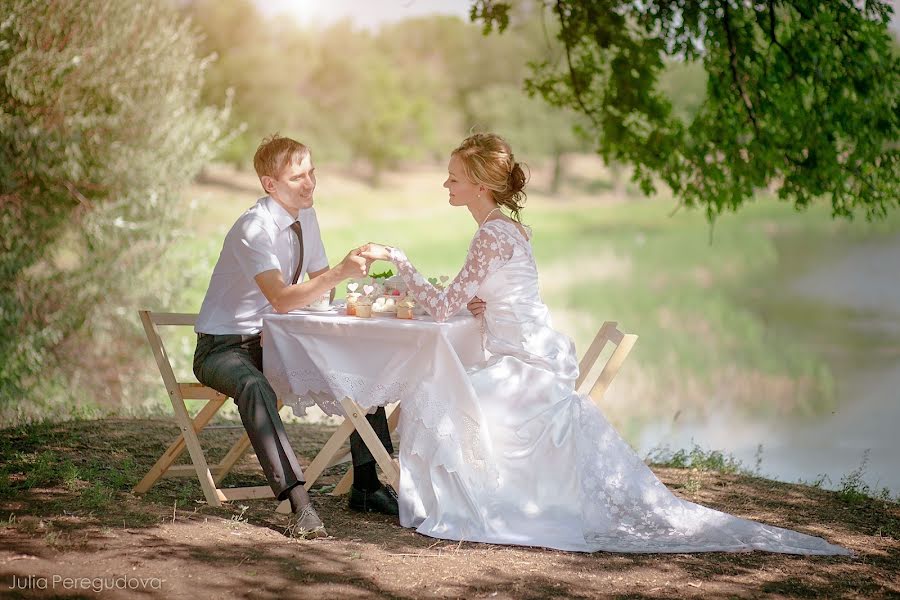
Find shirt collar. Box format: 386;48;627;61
263;196;299;232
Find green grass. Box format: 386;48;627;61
0;418;154;517
645;442;751;475
139;162;900;428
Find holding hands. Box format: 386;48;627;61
359;242;392;262
337;248;369;279
356;242;487;318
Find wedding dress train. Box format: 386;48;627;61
387;219;851;555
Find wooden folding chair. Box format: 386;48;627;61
133;310;275;507
575;321;638;403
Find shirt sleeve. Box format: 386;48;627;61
230;219;282;280
304;209;330;273
389;222;515;322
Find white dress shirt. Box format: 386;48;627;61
195;196;329;334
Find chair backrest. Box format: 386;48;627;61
575;321;638;404
138;310;227;403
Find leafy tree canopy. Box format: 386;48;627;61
473;1;900;220
0;0;228;415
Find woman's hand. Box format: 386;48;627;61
467;296;486;317
359;243;392;262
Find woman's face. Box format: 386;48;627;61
443;154;481;207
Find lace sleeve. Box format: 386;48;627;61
389;223;514;322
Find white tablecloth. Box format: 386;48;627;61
262;307;485;418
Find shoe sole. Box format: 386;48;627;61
289;526;328;540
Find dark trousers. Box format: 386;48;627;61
193;332;393;500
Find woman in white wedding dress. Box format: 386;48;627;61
360;133;852;556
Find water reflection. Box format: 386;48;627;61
638;234;900;497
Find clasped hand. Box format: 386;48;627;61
358;242;391;262
336;243;390;279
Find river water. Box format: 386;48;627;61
636;234;900;497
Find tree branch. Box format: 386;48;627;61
766;0;796;72
721;1;759;136
555;0;600;130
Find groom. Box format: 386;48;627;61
193;134;398;538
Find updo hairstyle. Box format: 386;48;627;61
452;133;529;223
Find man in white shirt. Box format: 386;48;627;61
193;135;397;538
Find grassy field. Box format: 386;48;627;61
140;156;900;440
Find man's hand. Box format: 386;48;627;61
359;243;391;262
467;296;486;317
336;250;368;279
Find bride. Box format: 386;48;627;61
360;133;852;555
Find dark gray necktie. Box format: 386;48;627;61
289;221;304;285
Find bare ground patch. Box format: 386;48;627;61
0;418;896;599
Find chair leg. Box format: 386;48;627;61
332;403;401;496
341;399;399;489
275;417;357;514
133;398;225;494
213;433;253;486
171;399;223;507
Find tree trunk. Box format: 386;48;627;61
550;151;563;196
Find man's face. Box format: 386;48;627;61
266;154;317;213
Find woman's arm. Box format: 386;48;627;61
370;224;515;322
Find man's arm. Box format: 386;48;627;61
255;251;366;313
307;267;336;302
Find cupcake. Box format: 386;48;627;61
396;297;415;320
355;295;373;318
383;275;407;297
372;295;398;314
345;292;361;316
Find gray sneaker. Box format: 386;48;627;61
284;504;327;539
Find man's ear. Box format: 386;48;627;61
260;175;275;194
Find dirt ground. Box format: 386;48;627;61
1;418;897;599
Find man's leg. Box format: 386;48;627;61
193;333;304;500
349;407;394;483
348;407;398;514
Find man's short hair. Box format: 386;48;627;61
253;134;310;182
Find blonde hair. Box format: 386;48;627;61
452;133;528;222
253;134;309;183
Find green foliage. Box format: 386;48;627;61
467;83;592;191
369;269;394;279
645;442;747;474
836;449;895;504
474;1;900;220
0;0;230;417
185;7;594;176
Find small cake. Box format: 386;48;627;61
355;296;373;318
383;275;407;297
307;292;331;311
372;295;398;314
396;298;415;319
345;292;361;316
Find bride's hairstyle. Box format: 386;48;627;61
452;133;529;223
